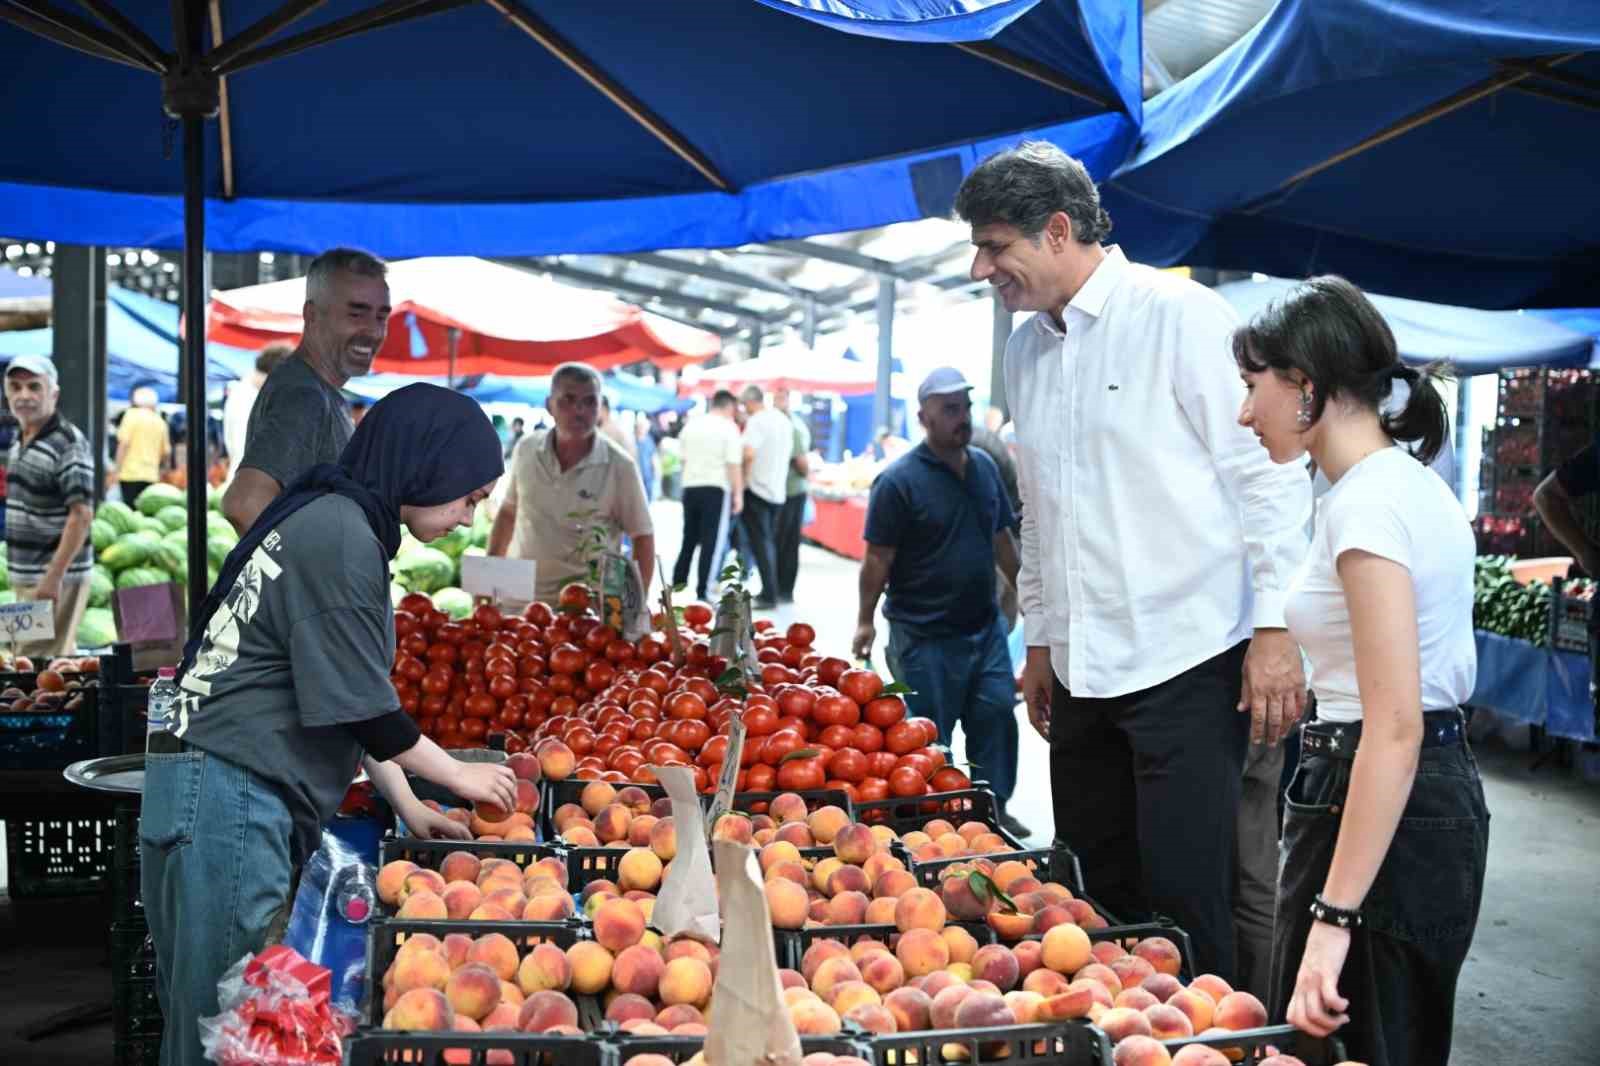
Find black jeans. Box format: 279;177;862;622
121;480;153;505
777;491;807;601
1050;641;1250;981
672;486;727;600
741;491;781;603
1271;730;1489;1066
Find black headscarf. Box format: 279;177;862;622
179;383;504;674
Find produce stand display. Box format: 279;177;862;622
803;493;869;562
1474;367;1597;557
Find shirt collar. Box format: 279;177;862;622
1029;244;1129;338
541;428;603;471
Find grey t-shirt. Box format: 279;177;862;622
172;494;397;864
240;356;354;488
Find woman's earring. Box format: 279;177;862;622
1297;390;1313;428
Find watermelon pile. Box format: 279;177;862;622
390;505;492;619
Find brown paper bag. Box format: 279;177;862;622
705;840;802;1066
648;765;720;943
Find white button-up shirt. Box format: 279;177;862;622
1006;247;1311;698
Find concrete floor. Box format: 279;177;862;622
2;499;1596;1063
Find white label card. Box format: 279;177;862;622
460;555;538;607
0;600;54;644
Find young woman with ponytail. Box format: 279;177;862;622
1234;276;1489;1066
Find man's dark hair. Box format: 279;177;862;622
710;389;738;411
954;141;1112;245
512;417;524;429
256;342;293;375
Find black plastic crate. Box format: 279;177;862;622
868;1020;1111;1066
381;835;563;875
111;920;163;1040
366;919;586;1029
114;1035;162;1066
910;844;1085;900
0;680;99;770
4;813;114;897
541;778;666;842
1160;1024;1347;1065
112;803;144;922
344;1031;612;1066
606;1033;872;1064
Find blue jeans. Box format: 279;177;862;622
141;749;296;1066
886;615;1018;803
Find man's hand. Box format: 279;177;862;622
1240;628;1305;746
851;622;875;662
1021;646;1054;740
451;761;517;812
731;493;743;516
33;573;62;604
404;803;471;842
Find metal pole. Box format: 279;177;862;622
447;327;459;389
1454;376;1470;506
182;113;209;616
990;289;1012;420
51;246;106;501
875;277;895;433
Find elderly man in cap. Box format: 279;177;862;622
853;367;1028;837
3;354;96;657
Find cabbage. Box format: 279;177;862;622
77;607;117;649
155;505;188;532
432;587;473;620
134;483;185;516
393;546;456;594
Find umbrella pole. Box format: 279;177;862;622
181;111;208;620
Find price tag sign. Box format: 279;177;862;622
460;555;538;609
0;600;53;645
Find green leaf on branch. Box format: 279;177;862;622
778;748;821;765
880;682;916;697
968;870;1016;913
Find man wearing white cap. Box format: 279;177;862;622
3;354;96;656
854;367;1028;837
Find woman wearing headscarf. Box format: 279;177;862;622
1235;278;1488;1065
140;384;518;1066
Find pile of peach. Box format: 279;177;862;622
376;853;581;924
624;1050;869;1066
891;815;1023;863
380;922;722;1038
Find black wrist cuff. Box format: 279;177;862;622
1309;893;1363;929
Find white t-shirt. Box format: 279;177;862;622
678;412;743;491
1285;447;1477;724
223;378;259;479
743;407;793;506
1311;381;1456;499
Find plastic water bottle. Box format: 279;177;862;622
144;667;178;752
333;863;377;925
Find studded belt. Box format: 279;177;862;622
1300;709;1464;760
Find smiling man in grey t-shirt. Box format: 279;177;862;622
222;248;390;536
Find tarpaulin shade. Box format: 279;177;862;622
208;258;720;375
0;0;1140;257
682;341;883;396
1102;1;1600;309
347;369;693;415
1215;278;1598;375
0;265;51;313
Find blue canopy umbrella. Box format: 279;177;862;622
1101;1;1600;310
0;0;1140;609
348;368;693;414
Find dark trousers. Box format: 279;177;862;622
1050;641;1250;981
777;491;807;601
741;491;781;602
121;480;153;505
1271;729;1489;1066
886;615;1018;802
672;486;727;601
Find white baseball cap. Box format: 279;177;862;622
917;366;973;404
4;353;58;384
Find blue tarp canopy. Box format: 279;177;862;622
0;265;50;307
0;286;256;401
0;0;1139;256
1215;278;1598;375
347;368;693;415
1102;1;1600;309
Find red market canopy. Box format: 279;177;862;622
680;340;881;397
207;257;720;375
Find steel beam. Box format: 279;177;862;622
504;258;783;323
51;245;107;500
621;252;811;300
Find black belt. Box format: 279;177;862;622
1300;709;1464;760
146;731;187;755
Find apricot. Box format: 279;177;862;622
865;897;899;924
1171;1048;1231;1066
940;874;993;921
1091;940;1129;966
827;864;871;898
594;897;647;952
581;780;618;816
618;848;664;892
802;939;851;983
1003;989;1045;1024
563;826;600;847
928;984;974;1029
844;1002;898;1035
1011;939;1043;977
1212;991;1268;1031
1134;936;1183;978
522;894;576;922
812;857;845;893
811;956;864;1001
660;957;713;1008
894;928;950;978
769;792;809;824
1032;904;1074;935
1145;1002;1195;1039
566;941;615;996
377;860;419;906
655;1004;704;1028
985;910;1035;941
1039;922;1092;975
956;821;989;844
595;804;634;844
1109;954;1157;990
776;821;816;848
761;840;802;872
1021;968;1069;998
1035;984;1097;1021
552;803;588;834
789;998;843;1035
1115;987;1161;1012
441;933;474;971
439;882;482;921
830;980;882;1018
862;851;905;885
970;944;1019;992
613;944;667;999
664;938;713;965
1189;974;1233;1005
1142;973;1184;1003
467;902;516;922
516;943;572;996
537;740;576;780
384;987;453;1031
518;990;579;1033
401;868;448;902
1111;1035;1172;1066
939;925;979;966
498;981;523;1008
710;813;753;844
481;999;521;1031
894;887;947;933
858;950;905;995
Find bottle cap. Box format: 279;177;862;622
157;667;176;679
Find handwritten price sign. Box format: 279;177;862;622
0;601;53;644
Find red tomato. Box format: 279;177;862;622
740;735;766;767
850;723;885;753
889;765;927;797
786;622;816;648
461;718;490;741
856;776;890;804
908;717;939;746
671;718;711;752
813;693;861;728
884;720;923;756
863;696;907;729
549;673;575;696
775;685;816;719
488;674;518;700
895;753;934;780
816;657;851;688
558;583;591;611
583;624;618;653
816;724;855;750
665;691;708;721
745;763;777;791
401;632;429;658
911;746;947;772
420;669;452;697
777;755;827;792
484;656;517;679
683;603;713;627
584;660;617;691
518;655;546;678
463;693;497;719
471;603;503;632
685;676;719;706
698;734;729;768
396;656;427;684
741;705;779;736
548;643;586;676
399;592;434;617
930;767;972;793
604;640;636;664
865;751;899;779
394;611;419;638
827;747;868;784
397;688;421;715
524;601;555;627
630;718;657;741
635;637;665;663
761;729;806;766
494;706;525;731
838;669;885;706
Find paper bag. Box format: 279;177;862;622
111;582;188;671
705;840;802;1066
648;765;720;943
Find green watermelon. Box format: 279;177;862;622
0;590;15;605
98;500;138;535
152;542;186;578
90;519;117;552
155;505;188;532
206;535;234;570
393;547;455;594
100;532;162;572
162;529;187;550
77;607;117;648
432;587;473;620
206;513;237;542
115;566;170;590
88;566;114;608
134;483;184;517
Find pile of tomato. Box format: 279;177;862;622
389;585;972;801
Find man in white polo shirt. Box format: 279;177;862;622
956;141;1311;985
671;389;744;602
489;362;654;604
739;384;793;609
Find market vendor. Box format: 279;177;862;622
1534;445;1600;577
141;384;518;1066
1237;277;1486;1063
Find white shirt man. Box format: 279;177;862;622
672;390;745;601
738;386;793;607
